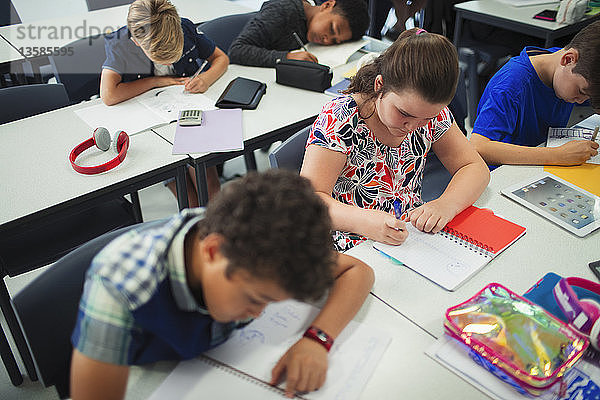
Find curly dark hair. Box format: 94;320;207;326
197;170;335;301
566;20;600;110
333;0;369;41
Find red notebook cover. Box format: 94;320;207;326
442;205;526;255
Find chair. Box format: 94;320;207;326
268;126;311;172
0;82;139;385
11;220;163;398
48;34;107;103
0;0;21;27
0;83;69;124
196;12;257;53
85;0;132;11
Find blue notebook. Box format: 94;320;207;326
325;78;350;97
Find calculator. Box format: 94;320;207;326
178;109;203;126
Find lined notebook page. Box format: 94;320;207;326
149;300;391;400
373;224;490;291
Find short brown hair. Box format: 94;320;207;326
566;20;600;110
347;28;459;106
127;0;183;63
197;170;335;301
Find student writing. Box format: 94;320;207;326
228;0;369;67
470;20;600;168
69;170;374;400
100;0;229;204
300;28;490;252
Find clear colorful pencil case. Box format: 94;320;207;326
444;283;588;396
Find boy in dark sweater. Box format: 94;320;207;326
229;0;369;67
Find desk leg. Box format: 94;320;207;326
453;12;463;46
176;166;189;210
244;151;257;171
544;34;553;48
0;281;37;382
130;191;143;223
194;162;209;207
0;325;23;386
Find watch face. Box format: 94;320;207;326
316;331;328;342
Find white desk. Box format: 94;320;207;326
345;164;599;340
152;62;357;204
0;99;190;230
0;0;252;63
453;0;600;47
123;294;488;400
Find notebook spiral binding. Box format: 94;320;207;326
200;356;308;399
440;228;494;258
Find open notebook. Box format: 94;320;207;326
75;86;215;135
373;206;526;291
148;300;391;400
546;127;599;165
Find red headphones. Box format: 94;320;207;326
69;127;129;175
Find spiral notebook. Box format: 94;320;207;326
148;300;390;400
373;206;526;291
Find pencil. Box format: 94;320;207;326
184;60;208;93
292;32;308;53
592;126;599;142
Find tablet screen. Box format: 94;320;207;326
510;176;597;229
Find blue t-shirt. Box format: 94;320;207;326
473;46;574;149
103;18;216;83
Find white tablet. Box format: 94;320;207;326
501;173;600;237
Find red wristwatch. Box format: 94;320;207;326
303;326;334;352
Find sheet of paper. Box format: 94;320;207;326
546;127;600;164
74;86;215;135
136;86;216;122
305;39;367;68
74;98;166;135
149;300;391;400
426;336;600;400
172;108;244;154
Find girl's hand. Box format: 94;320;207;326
408;199;457;233
363;209;408;245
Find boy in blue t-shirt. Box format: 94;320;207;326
70;170;374;400
470;21;600;168
100;0;229;205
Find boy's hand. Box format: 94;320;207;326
154;76;188;88
408;199;456;233
286;51;319;63
184;75;209;93
271;338;328;398
363;209;408;245
555;140;599;165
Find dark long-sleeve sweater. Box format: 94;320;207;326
229;0;309;67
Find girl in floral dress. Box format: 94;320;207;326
301;28;490;252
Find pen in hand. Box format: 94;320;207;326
292;31;309;53
392;199;405;232
184;59;208;93
592;126;599;142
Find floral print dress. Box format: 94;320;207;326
307;95;454;252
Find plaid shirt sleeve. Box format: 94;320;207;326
71;273;136;365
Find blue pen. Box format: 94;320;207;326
393;199;403;220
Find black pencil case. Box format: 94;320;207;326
275;59;333;92
215;77;267;110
